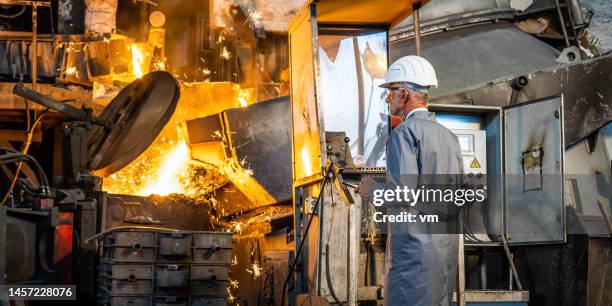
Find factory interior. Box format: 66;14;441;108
0;0;611;305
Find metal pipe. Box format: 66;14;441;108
13;84;88;121
501;235;523;291
31;3;37;90
413;2;422;56
346;201;350;304
315;186;325;296
456;209;465;306
554;0;571;47
564;0;580;46
352;37;365;156
567;0;584;25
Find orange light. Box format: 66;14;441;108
131;43;145;78
301;147;312;176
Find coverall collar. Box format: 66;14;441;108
405;107;428;119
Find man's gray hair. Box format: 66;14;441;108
402;82;430;94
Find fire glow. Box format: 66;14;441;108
102;127;199;197
138;137;191;196
131;43;146;78
102;85;255;197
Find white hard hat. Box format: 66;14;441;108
379;55;438;89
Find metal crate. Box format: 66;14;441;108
103;231;157;263
98;229;233;306
193;233;233;264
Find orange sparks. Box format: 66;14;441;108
103;125;200;197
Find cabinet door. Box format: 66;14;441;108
503;96;565;244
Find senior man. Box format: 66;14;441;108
370;55;464;306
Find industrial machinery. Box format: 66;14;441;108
0;71;182;303
286;0;611;305
0;0;610;305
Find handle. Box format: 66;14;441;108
13;83;89;121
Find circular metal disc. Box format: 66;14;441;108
88;71;180;177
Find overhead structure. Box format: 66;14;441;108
312;0;427;26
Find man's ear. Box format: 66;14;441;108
400;90;410;105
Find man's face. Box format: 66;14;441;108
385;87;409;116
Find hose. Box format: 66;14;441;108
0;154;49;187
0;109;49;205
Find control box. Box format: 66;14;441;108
451;129;487;176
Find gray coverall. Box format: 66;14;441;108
384;110;464;306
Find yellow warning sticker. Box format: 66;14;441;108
470;158;481;169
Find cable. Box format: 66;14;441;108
0;155;48;187
0;6;26;19
281;173;330;306
0;108;49;205
0;151;49;204
322;183;344;304
0;153;48;185
325;244;342;304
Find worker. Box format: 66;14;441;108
363;55;464;305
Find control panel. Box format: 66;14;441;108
451;129;487;176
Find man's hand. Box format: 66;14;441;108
356;176;376;202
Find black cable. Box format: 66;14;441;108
0;156;48;187
0;151;49;187
16;178;39;194
0;108;50;204
281;173;330;306
325;244;342;304
0;6;26;19
323;183;343;304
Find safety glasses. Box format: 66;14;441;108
381;86;408;101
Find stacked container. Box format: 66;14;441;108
98;229;233;306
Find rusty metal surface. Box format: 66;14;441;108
102;230;233;265
587;238;612;306
0;82;95;112
100;229;233;304
159;233;192;258
187;96;292;214
231;231;294;305
224;96;292;203
0;40;56;79
156;264;189;287
103;194;213;232
103;231;157;263
0;34;131;85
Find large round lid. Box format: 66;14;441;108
87;71;180;177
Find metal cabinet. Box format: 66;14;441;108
503;96;565;244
